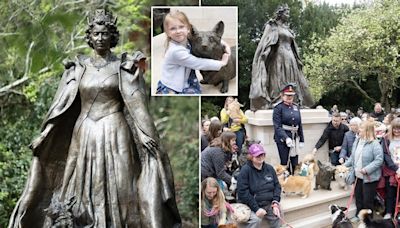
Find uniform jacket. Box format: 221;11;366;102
237;161;281;212
315;122;349;150
273;101;304;143
9;52;181;228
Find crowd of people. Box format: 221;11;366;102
201;95;400;226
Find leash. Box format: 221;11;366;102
344;174;371;218
276;213;294;228
345;177;357;218
272;204;294;228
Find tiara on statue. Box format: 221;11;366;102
276;4;289;13
88;9;117;25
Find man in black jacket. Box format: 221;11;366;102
312;112;349;166
371;102;385;122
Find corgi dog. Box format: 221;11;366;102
301;153;320;175
280;163;314;198
335;165;350;190
275;164;287;176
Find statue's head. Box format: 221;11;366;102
86;9;119;51
275;4;290;21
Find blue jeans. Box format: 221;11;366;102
330;151;340;166
235;128;245;155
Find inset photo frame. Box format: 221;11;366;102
151;6;238;96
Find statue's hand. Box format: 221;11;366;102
140;134;158;157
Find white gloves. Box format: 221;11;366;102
285;138;293;147
299;142;305;149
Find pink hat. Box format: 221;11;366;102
248;144;265;157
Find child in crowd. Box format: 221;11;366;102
201;177;231;227
157;10;230;94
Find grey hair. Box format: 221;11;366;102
350;117;362;126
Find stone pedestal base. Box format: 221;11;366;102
244;109;331;166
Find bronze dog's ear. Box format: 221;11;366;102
191;26;198;35
213;21;225;38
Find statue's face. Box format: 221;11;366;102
90;24;111;52
280;9;290;22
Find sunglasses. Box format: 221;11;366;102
256;153;266;158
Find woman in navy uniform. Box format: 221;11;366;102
272;83;304;174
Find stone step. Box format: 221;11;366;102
287;204;356;228
280;180;356;227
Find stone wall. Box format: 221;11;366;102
244;109;331;166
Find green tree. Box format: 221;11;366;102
304;0;400;110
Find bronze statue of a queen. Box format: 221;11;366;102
9;9;181;228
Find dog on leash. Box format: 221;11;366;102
358;209;396;228
275;164;287;175
227;169;240;203
190;21;236;93
315;160;336;191
302;153;320;174
227;152;240;175
335;165;350;190
329;204;353;228
278;164;314;198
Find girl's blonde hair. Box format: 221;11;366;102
201;177;226;215
387;118;400;140
360;120;376;142
163;10;192;48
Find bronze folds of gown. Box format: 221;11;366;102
250;19;314;110
8;53;181;228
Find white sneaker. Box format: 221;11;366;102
383;213;392;219
350;216;360;223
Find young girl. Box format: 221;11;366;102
201;177;229;227
157;10;230;94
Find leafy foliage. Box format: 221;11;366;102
0;145;31;226
149;96;199;226
304;0;400;109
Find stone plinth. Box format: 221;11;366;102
245;109;331;166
